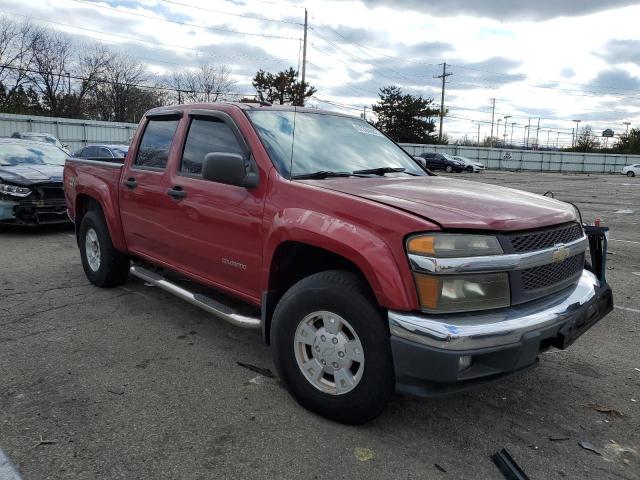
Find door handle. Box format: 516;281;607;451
167;186;187;200
123;177;137;189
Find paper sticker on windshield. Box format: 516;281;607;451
351;123;384;137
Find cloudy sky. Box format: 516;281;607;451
2;0;640;145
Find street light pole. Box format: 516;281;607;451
510;122;515;147
497;119;502;146
623;121;631;133
572;119;581;147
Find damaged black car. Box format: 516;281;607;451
0;138;70;226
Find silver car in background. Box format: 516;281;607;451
454;155;486;173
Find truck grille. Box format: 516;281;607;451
520;253;584;291
509;223;583;253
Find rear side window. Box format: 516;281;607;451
82;146;98;158
181;118;244;175
135;119;179;169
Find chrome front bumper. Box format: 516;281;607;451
389;269;607;351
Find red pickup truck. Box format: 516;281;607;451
64;102;613;424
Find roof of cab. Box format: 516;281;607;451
144;101;358;119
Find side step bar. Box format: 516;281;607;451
129;265;261;329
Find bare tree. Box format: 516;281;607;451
576;125;600;152
89;52;164;122
27;27;110;117
27;27;73;116
0;17;35;101
166;63;236;104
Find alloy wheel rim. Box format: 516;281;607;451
85;228;101;272
293;310;365;395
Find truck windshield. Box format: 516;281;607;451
246;110;424;178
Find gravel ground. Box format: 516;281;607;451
0;171;638;479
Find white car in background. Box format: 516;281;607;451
621;164;639;177
454;155;486;173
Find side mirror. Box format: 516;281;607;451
201;152;259;188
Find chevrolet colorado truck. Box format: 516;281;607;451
63;102;613;424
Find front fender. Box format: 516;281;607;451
262;208;416;310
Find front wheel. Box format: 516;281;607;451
445;165;453;173
271;271;395;424
466;166;474;173
79;209;130;287
627;171;636;177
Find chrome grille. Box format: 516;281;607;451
509;223;583;253
520;253;584;291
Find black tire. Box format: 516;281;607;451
445;165;453;173
466;165;474;173
627;171;635;177
79;209;130;287
271;270;394;425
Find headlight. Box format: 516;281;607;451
407;234;509;313
407;234;503;258
0;183;31;197
414;272;510;313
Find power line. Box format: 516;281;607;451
157;0;303;25
0;62;255;97
1;12;298;66
68;0;300;41
450;63;640;95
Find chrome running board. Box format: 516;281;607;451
129;265;261;329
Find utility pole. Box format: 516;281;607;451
65;72;71;95
489;98;496;147
362;106;367;121
503;115;511;145
546;130;550;148
434;62;453;142
526;117;531;148
556;131;560;148
477;123;481;146
300;8;308;106
623;121;631;133
510;122;515;147
535;118;540;149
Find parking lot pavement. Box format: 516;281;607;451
1;171;639;480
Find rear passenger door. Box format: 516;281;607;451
161;110;265;301
119;112;181;263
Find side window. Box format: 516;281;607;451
134;119;179;169
180;118;244;176
96;147;112;158
83;146;98;158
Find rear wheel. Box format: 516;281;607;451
627;171;636;177
271;270;394;424
79;209;130;287
445;165;453;173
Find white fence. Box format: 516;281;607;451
400;143;640;174
0;113;137;153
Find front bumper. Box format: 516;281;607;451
0;197;68;226
389;269;613;396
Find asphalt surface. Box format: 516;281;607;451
1;171;639;479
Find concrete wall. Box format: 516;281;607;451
0;113;138;153
400;143;640;174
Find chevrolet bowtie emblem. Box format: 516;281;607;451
551;244;570;263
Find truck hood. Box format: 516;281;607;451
303;176;576;231
0;164;64;185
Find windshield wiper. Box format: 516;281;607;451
352;167;406;176
291;171;352;180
